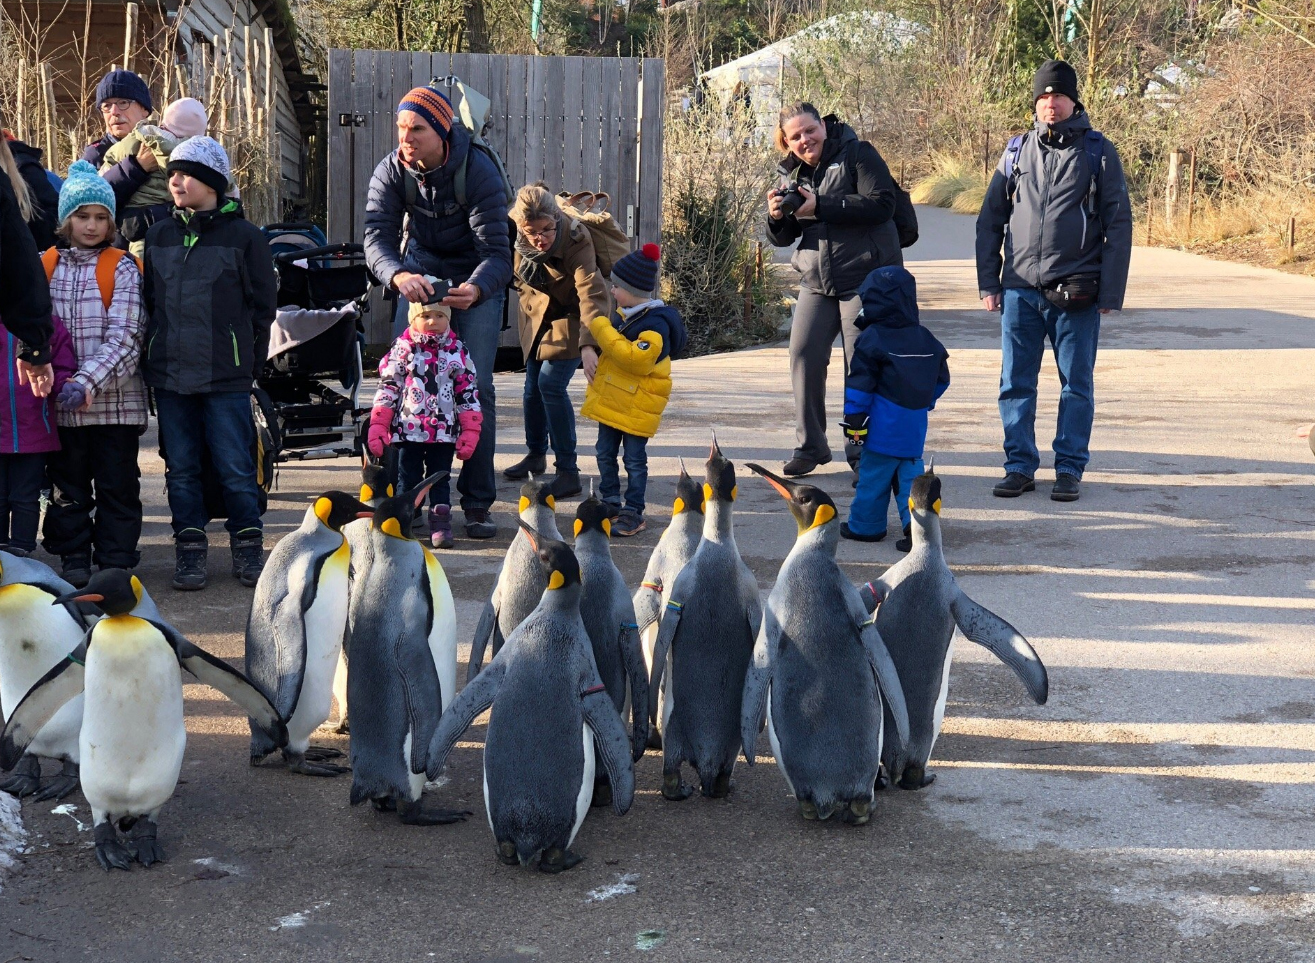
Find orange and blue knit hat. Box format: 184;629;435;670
398;86;454;140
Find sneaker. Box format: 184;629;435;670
429;506;454;549
992;472;1036;498
841;523;886;542
894;524;913;553
1051;474;1081;502
173;531;208;591
464;508;497;539
4;546;31;559
230;529;265;587
503;453;547;480
549;470;582;499
782;452;832;478
613;511;646;537
60;553;92;588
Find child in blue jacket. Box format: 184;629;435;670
841;265;949;552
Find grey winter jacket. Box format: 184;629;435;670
767;119;901;298
363;124;512;299
975;112;1133;311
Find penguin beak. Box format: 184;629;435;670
355;511;374;519
517;518;541;552
54;591;103;605
709;430;721;459
745;462;801;502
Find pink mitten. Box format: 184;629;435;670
367;406;394;458
455;409;483;460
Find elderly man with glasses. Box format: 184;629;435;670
81;70;171;247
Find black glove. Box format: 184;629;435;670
840;413;870;447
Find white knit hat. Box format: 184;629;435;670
166;135;231;195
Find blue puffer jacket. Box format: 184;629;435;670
844;266;950;458
363;124;512;298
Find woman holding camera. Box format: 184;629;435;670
767;101;901;477
503;183;610;499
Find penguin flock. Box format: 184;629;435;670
0;438;1049;874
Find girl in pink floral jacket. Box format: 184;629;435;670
367;299;481;548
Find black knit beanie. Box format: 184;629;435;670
1033;60;1082;110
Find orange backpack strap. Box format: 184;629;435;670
94;248;142;311
40;247;58;282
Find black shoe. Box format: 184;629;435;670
895;524;913;553
464;508;497;539
992;472;1035;498
840;523;886;543
503;453;547;480
549;471;582;499
230;529;264;587
60;553;92;588
173;532;208;591
1051;474;1081;502
783;452;832;478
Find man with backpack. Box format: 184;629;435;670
976;59;1133;503
364;85;512;538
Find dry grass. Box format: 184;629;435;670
911;153;988;215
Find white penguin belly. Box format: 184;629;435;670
402;731;425;801
930;635;955;756
569;723;595;848
80;642;185;822
0;585;86;762
424;553;458;713
285;574;350;753
765;697;795;796
331;648;349;725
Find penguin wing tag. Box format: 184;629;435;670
740;611;778;767
163;623;288;746
0;651;86;770
466;597;500;684
426;660;507;779
858;619;911;779
581;686;636;817
950;591;1049;705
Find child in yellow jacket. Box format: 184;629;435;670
580;244;688;536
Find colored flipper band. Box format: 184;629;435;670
581;684;606;697
666;600;683;612
640;580;662;592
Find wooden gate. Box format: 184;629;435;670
325;50;665;343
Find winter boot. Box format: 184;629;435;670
503;453;547;480
429;505;454;549
549;470;582;499
230;529;265;587
60;552;92;589
172;530;208;591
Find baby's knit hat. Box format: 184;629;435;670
167;135;231;196
611;243;661;298
58;160;116;224
162;98;208;139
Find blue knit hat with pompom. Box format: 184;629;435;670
58;160;116;224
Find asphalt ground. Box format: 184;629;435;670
1;206;1313;962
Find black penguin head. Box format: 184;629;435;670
313;490;375;532
574;491;617;539
746;463;837;534
518;479;556;515
518;520;581;590
909;470;943;516
373;470;448;539
54;568;143;616
703;434;737;504
673;457;705;515
359;464;394;505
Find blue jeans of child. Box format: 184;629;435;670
155;389;261;537
396;441;455;508
595;424;648;517
522;356;580;472
999;288;1101;480
848;449;923;537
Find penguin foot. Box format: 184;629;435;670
127;819;165;867
538;847;584;874
839;799;871;827
874;764;890;792
302;747;345;762
0;754;41;797
661;772;694;801
94;823;133;872
31;761;79;802
397;800;471;826
645;728;663;751
590;781;613;809
288;755;351;777
710;771;733;799
496;841;519;866
798;800;819;821
333;718;351;735
371;797;397;812
898;765;936;790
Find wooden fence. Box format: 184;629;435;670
325;50;665;343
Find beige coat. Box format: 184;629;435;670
513;218;610;361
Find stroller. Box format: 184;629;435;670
259;223;376;462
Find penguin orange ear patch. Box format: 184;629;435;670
130;575;144;604
573;519;584;537
673;497;686;515
731;485;738;501
548;570;566;590
545;495;556;509
360;485;374;502
810;503;836;529
908;497;916;513
314;497;332;524
381;517;404;538
932;498;942;515
703;483;714;502
518;496;531;513
602;517;611;537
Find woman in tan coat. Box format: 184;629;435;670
504;184;611;498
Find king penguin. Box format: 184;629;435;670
0;552;90;800
427;522;636;873
0;569;285;871
739;464;910;824
345;473;467;825
467;478;560;681
648;436;762;800
858;469;1049;789
573;492;649;805
246;491;372;775
632;460;705;749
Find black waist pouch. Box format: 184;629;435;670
1042;272;1100;312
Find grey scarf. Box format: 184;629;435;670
514;212;567;291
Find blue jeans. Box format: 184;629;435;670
595;424;648;516
999;288;1100;480
392;244;504;513
396;441;454;508
848;449;922;537
155;389;261;537
523;356;579;472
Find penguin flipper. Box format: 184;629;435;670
395;633;445;774
632;582;661;634
647;598;683;726
581;688;635;816
858;577;892;614
466;598;499;683
425;660;507;779
950;590;1049;705
858;619;911;779
0;647;86;770
163;625;288;748
740;611;777;766
617;619;649;761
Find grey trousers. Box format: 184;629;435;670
790;288;864;461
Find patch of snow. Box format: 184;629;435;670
193;856;241;875
270;900;331;932
50;803;87;832
0;793;26;889
587;873;639;902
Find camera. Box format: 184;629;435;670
772;184;807;217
